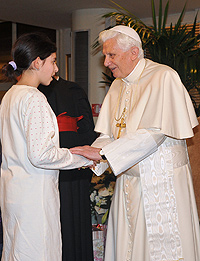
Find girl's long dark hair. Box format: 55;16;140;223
2;32;57;82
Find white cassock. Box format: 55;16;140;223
92;58;200;261
0;85;92;261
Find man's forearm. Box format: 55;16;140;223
101;129;166;175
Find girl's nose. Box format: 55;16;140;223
55;63;59;73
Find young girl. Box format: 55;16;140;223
0;32;100;261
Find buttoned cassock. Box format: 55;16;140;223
92;58;200;261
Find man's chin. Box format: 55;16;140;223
112;72;119;78
111;69;120;78
111;70;117;78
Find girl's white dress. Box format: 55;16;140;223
0;85;90;261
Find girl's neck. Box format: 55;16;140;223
16;71;39;88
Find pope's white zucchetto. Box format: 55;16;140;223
109;25;142;44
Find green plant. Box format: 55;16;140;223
102;0;200;116
100;72;115;87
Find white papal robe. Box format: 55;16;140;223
93;58;200;261
0;85;91;261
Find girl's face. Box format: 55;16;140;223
39;52;58;86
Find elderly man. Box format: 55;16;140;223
70;25;200;261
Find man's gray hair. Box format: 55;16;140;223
99;29;144;59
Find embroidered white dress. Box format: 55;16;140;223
93;59;200;261
0;85;91;261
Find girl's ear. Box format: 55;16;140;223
31;57;42;71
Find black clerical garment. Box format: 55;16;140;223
39;77;97;261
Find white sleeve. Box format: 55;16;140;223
92;133;114;148
95;128;166;176
24;92;92;170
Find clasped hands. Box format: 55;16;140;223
70;145;102;169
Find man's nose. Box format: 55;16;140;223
104;56;110;67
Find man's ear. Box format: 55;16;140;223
32;57;42;71
130;46;139;60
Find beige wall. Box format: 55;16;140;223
71;9;114;108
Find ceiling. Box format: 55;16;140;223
0;0;199;30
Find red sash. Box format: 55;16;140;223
56;112;83;132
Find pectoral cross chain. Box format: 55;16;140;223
116;118;126;139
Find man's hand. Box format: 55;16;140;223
70;145;102;161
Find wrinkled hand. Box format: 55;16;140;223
70;145;102;161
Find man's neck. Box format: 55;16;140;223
124;58;141;80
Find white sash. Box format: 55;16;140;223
139;138;186;261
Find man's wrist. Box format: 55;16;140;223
99;149;107;160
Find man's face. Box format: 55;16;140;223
102;37;136;78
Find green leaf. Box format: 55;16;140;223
174;3;186;32
162;1;169;30
158;0;163;33
101;210;109;224
151;0;157;32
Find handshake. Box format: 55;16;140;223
70;146;109;175
70;145;103;161
70;145;106;172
